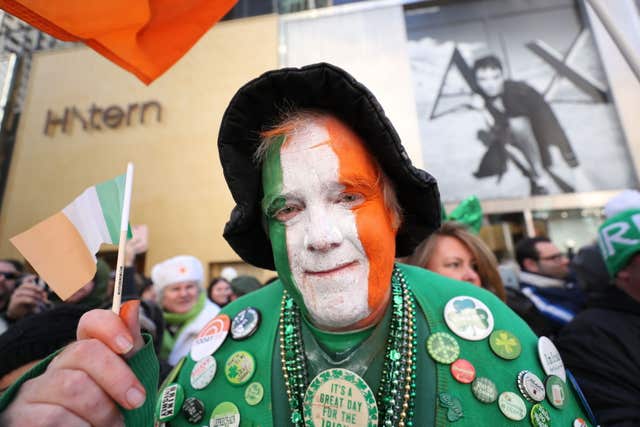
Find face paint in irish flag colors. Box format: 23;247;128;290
261;115;396;330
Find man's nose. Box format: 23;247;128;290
304;210;343;252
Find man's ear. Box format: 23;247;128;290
523;258;539;273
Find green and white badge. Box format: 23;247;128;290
303;368;378;427
444;296;494;341
209;401;240;427
498;391;527;421
224;350;256;386
155;383;184;423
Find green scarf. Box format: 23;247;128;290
160;292;205;360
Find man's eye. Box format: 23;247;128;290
275;205;301;221
337;193;363;205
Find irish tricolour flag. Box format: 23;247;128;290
11;174;130;299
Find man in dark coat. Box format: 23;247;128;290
556;209;640;427
471;55;578;195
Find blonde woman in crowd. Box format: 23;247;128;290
406;221;506;301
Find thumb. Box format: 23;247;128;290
119;300;145;358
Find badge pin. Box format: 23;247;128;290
498;391;527;421
190;355;217;390
489;329;521;360
438;392;464;422
231;307;261;340
530;403;552;427
190;314;230;362
517;370;546;402
224;350;256;386
443;296;495;341
181;397;205;424
304;368;379;427
210;401;240;427
545;374;567;409
155;383;185;423
471;377;498;404
450;359;476;384
244;382;264;406
538;336;566;382
426;331;460;364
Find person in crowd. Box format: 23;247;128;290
556;209;640;427
207;277;234;307
514;236;585;337
230;275;261;300
572;189;640;297
151;255;220;366
406;221;506;300
0;63;592;426
0;260;24;332
0;305;86;395
4;259;110;326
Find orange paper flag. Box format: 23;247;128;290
0;0;238;84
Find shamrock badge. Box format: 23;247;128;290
439;392;464;422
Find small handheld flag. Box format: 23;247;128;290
11;165;133;302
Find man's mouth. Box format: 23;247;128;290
305;261;358;277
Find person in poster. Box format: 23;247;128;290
471;54;580;195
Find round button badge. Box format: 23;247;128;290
303;368;378;427
545;374;566;409
573;418;588;427
518;370;546;402
224;350;256;386
181;397;205;424
210;401;240;427
244;382;264;406
498;391;527;421
231;307;261;340
426;332;460;364
443;296;494;341
190;314;230;362
450;359;476;384
489;330;521;360
471;377;498;404
538;336;566;382
155;383;185;423
190;355;217;390
530;403;552;427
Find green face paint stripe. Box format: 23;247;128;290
260;135;304;306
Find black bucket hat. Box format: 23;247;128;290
218;63;441;270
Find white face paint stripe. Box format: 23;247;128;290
279;121;371;328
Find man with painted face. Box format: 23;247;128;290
0;64;594;426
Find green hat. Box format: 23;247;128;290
598;208;640;277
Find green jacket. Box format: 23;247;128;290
0;264;593;426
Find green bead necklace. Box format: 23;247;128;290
279;265;418;427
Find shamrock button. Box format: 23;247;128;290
489;330;521;360
224;350;256;386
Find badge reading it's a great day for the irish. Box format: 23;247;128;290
304;368;378;427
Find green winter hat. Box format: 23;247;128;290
598;208;640;277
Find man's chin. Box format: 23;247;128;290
307;302;369;330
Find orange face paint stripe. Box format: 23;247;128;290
324;117;396;310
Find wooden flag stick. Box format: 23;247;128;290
112;162;134;314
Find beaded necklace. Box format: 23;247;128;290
279;265;417;426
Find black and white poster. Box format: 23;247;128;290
406;0;637;202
